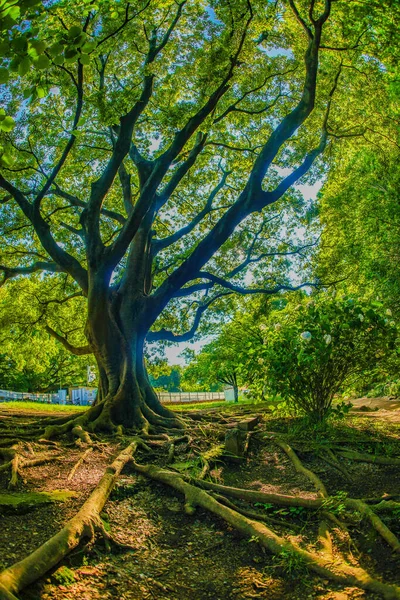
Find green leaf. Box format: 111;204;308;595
0;150;14;167
36;85;46;98
34;54;50;69
81;41;96;53
0;116;15;132
30;39;46;55
79;53;90;65
0;67;9;84
53;55;64;66
18;56;31;76
64;48;77;60
48;42;64;57
68;25;82;39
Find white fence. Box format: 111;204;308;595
0;389;63;403
157;391;225;404
0;389;226;406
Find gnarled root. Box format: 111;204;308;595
0;441;140;599
337;450;400;465
132;462;400;600
275;439;328;498
71;425;93;445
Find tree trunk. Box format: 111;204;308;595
233;383;239;403
82;277;183;433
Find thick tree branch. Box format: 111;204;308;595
197;272;318;295
155;132;207;210
104;9;253;272
153;168;230;254
45;325;92;356
0;261;64;286
147;292;230;343
34;63;84;207
0;176;88;293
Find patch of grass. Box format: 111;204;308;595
270;548;310;580
0;490;79;514
52;566;75;586
171;401;227;411
171;399;271;412
0;401;86;413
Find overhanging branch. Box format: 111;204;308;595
0;261;64;286
197;272;319;295
45;325;92;356
147;292;231;343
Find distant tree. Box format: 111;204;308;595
148;363;182;393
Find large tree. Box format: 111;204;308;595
0;0;396;432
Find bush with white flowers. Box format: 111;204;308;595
251;294;398;422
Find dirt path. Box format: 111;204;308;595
349;397;400;423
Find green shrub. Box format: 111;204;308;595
248;294;397;422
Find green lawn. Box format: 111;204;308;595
0;401;87;413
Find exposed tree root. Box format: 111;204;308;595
345;498;400;553
211;492;301;531
318;520;333;557
337;450;400;465
0;447;63;489
71;425;93;445
132;461;400;600
372;500;400;513
8;454;19;490
275;439;328;498
194;478;326;508
192;477;400;551
317;448;352;481
68;448;93;481
0;440;142;599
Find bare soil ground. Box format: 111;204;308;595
0;400;399;600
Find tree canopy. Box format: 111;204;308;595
1;0;399;430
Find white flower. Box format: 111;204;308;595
323;334;332;345
300;331;312;342
257;357;264;365
259;324;267;331
386;309;392;316
274;323;282;331
358;314;364;322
